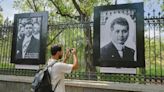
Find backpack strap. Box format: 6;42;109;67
47;61;56;68
53;79;61;92
43;61;56;71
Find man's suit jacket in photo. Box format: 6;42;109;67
100;42;135;62
16;36;39;59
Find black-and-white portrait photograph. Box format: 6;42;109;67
11;12;48;65
16;17;41;59
93;3;145;68
100;9;137;62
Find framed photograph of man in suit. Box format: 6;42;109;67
93;3;145;68
11;12;48;65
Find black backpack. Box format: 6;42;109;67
31;62;56;92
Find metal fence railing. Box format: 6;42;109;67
0;11;164;84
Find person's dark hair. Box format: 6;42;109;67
110;17;129;31
24;20;33;27
51;44;62;55
18;23;24;30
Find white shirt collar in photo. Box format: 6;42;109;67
112;41;125;58
22;35;32;58
23;35;32;46
112;41;125;51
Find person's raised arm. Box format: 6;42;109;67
63;48;78;70
63;48;70;63
71;48;78;70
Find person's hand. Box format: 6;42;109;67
65;48;70;59
71;48;77;55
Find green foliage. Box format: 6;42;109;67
0;13;3;25
161;1;164;11
0;62;15;68
13;0;48;12
13;0;114;22
145;37;164;76
47;24;86;72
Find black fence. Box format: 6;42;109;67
0;11;163;84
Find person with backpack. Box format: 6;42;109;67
48;44;78;92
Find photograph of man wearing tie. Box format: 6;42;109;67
100;17;135;62
16;20;40;59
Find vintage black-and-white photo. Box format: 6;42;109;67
93;3;145;68
11;12;48;65
16;17;41;59
100;9;137;62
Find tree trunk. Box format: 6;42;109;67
83;16;97;80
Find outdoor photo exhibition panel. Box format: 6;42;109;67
93;3;145;68
11;12;48;65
